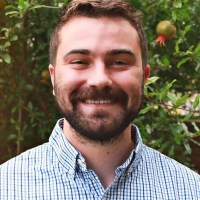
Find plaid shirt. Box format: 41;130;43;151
0;119;199;200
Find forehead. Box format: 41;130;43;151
57;16;141;56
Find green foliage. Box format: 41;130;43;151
0;0;200;171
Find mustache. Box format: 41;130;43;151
69;87;128;105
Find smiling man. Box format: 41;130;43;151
0;0;199;199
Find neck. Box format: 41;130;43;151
63;119;135;188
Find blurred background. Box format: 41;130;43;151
0;0;200;173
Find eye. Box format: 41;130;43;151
71;60;88;65
112;60;128;66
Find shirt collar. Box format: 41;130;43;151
49;119;80;174
116;125;143;172
49;118;144;175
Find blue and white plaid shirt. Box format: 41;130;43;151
0;119;200;200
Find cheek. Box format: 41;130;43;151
114;70;144;93
55;69;85;92
114;72;144;107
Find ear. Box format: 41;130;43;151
49;64;55;96
143;64;150;84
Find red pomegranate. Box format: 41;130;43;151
154;20;176;46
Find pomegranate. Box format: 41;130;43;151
41;70;49;83
154;20;176;46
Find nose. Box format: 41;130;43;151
87;62;112;88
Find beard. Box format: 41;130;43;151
54;84;143;144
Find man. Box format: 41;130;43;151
0;0;199;199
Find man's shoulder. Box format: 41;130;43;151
142;145;200;180
0;142;52;173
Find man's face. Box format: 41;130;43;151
49;16;150;143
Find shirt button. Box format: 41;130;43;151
102;197;106;200
127;167;133;173
77;159;83;165
68;169;75;175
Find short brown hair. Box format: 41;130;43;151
49;0;148;68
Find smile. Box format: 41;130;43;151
84;100;112;104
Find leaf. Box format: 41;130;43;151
175;94;189;108
4;54;11;64
159;141;169;152
18;0;25;7
173;1;182;8
177;57;190;68
5;11;19;16
181;113;193;123
145;76;160;86
160;80;176;101
31;5;46;10
167;92;177;106
25;84;34;92
193;94;200;109
11;35;18;41
194;43;200;54
8;134;17;140
162;57;169;66
4;41;11;48
184;25;192;34
183;142;191;154
139;105;155;114
5;5;18;10
28;101;33;110
172;10;177;22
191;122;200;132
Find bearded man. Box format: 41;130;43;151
0;0;199;199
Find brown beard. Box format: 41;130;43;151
54;85;143;144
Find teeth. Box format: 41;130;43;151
85;100;112;104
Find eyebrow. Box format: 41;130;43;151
63;48;135;58
64;49;90;58
106;49;135;57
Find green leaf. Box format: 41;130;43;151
31;5;45;10
18;0;25;7
167;92;177;105
172;10;177;22
191;122;200;132
162;57;169;66
5;11;19;16
160;80;176;101
159;141;169;152
194;43;200;54
8;134;17;140
11;35;18;41
4;41;11;48
173;1;182;8
5;5;18;10
183;142;191;154
4;54;11;64
139;105;155;114
28;102;33;110
175;94;189;108
145;76;160;86
177;57;190;68
25;84;34;92
193;94;200;109
181;113;193;123
184;25;192;34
